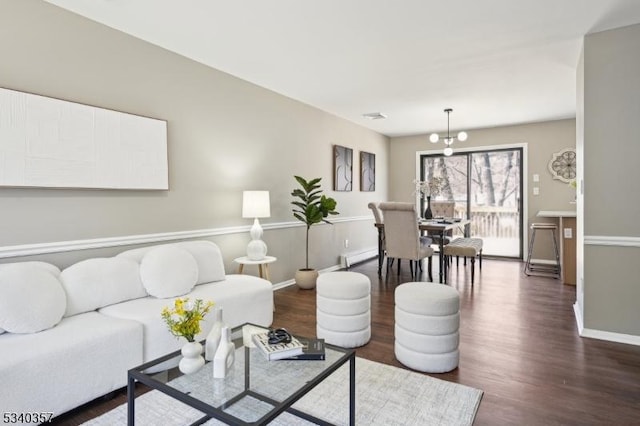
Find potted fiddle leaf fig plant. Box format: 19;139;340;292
291;176;339;289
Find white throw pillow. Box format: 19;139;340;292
60;257;148;317
174;241;226;284
140;246;198;298
0;264;66;333
117;241;226;285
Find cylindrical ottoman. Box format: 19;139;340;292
395;281;460;373
316;271;371;348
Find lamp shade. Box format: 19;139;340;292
242;191;270;218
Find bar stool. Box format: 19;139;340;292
524;223;561;278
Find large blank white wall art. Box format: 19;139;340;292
0;87;168;190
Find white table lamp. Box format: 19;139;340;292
242;191;271;260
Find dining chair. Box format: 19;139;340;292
428;201;455;246
430;200;455;219
368;202;393;272
378;202;433;280
367;202;383;227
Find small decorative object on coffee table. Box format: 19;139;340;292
252;329;305;360
205;306;226;361
283;338;326;360
161;297;214;375
179;341;205;375
213;326;235;378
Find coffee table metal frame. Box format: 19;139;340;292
127;323;355;426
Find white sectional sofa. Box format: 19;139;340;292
0;240;273;423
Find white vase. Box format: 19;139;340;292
205;307;226;361
179;341;205;375
213;326;235;379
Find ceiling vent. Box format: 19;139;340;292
362;112;387;120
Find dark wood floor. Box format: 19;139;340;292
53;257;640;425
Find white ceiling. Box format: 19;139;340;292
45;0;640;137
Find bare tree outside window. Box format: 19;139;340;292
421;149;522;258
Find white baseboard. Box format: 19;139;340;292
573;302;584;334
574;302;640;346
339;247;378;268
272;264;343;291
579;327;640;346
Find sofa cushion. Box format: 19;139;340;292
0;311;143;416
99;274;273;366
117;240;225;285
0;264;66;333
140;246;198;298
60;257;148;317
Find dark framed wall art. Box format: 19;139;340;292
333;144;353;191
360;151;375;191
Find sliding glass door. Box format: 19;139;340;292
421;147;523;258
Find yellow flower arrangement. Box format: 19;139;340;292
161;298;214;342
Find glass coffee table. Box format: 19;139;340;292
127;324;355;425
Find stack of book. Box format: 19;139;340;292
251;332;305;360
251;332;326;361
283;338;326;360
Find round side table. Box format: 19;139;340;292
233;256;277;281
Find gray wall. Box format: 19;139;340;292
390;119;577;259
580;23;640;338
0;1;388;282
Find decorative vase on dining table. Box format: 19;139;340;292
424;195;433;219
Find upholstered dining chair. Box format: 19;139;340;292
431;200;455;219
428;201;456;247
368;202;393;272
378;202;434;280
367;202;384;227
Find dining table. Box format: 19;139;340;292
375;219;471;283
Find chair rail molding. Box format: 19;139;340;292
584;235;640;247
0;215;372;258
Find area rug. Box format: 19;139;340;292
83;357;483;426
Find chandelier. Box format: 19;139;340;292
429;108;467;156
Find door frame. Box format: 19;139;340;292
415;143;529;259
